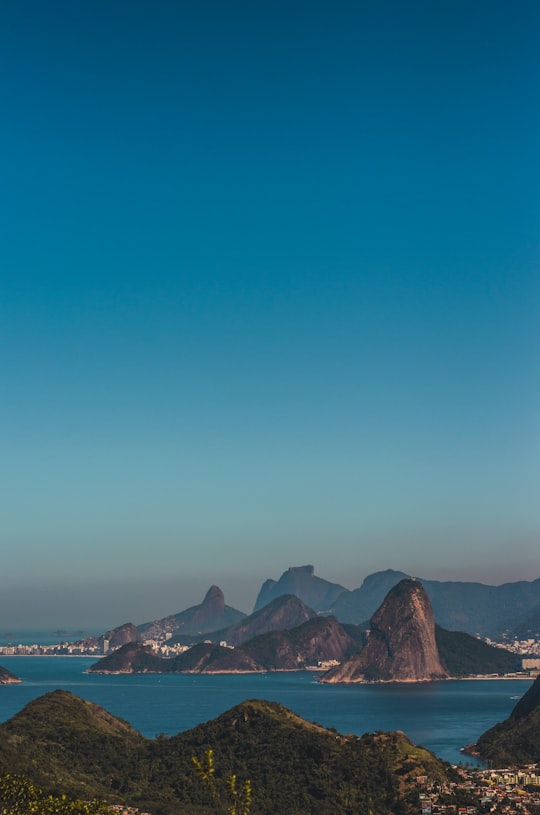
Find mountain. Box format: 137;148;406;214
187;593;318;646
331;568;410;622
420;577;540;640
89;615;360;673
321;579;448;683
505;602;540;640
434;626;521;677
329;570;540;639
0;690;146;801
87;642;166;673
0;665;21;684
74;621;142;651
473;674;540;766
0;690;452;815
254;565;347;612
138;584;246;639
241;615;361;670
89;641;263;673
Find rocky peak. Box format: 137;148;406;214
202;585;225;612
288;565;315;576
254;565;346;612
321;578;448;683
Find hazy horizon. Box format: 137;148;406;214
1;562;539;631
2;1;538;630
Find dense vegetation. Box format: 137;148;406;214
435;626;521;677
475;675;540;766
0;691;147;803
0;690;452;815
0;773;110;815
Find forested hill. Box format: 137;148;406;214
474;674;540;766
0;690;453;815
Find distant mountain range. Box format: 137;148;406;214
71;565;540;661
255;566;540;639
90;582;520;679
89;614;363;674
177;593;318;646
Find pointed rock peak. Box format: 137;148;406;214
202;585;225;610
371;578;432;626
321;577;448;684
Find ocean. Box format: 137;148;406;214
0;655;531;766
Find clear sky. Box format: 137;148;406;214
1;0;539;629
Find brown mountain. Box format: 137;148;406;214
87;642;165;673
75;622;142;651
197;594;318;646
242;615;360;669
89;614;357;674
138;585;246;639
89;641;263;674
321;578;448;683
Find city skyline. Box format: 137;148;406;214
1;0;539;628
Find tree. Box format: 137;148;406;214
192;749;252;815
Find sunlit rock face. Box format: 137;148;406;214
321;579;448;683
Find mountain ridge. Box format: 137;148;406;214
0;690;453;815
88;615;362;674
254;565;347;612
254;566;540;639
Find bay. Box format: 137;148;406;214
0;657;531;767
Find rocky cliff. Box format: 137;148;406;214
321;579;448;683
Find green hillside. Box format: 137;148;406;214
435;626;521;676
475;675;540;766
0;691;453;815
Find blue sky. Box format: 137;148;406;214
1;0;539;628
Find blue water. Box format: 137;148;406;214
0;657;531;766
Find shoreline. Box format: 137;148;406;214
1;655;536;682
